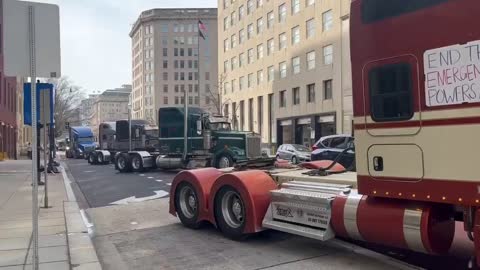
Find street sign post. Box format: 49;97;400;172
4;1;60;269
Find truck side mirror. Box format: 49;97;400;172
196;120;202;135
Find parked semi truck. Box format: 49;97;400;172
168;0;480;268
115;107;265;172
87;120;158;165
65;126;95;159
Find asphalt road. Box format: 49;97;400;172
63;157;177;208
63;156;471;269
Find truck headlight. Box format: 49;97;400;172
66;146;70;150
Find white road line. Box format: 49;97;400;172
148;177;154;179
155;180;163;182
80;209;94;235
166;183;172;186
139;174;145;176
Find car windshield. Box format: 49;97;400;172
77;137;94;143
210;122;232;131
293;144;309;152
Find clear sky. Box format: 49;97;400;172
30;0;217;94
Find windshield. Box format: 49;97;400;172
293;144;310;152
210;122;232;131
145;129;158;137
77;137;94;143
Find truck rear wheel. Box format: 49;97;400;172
131;154;144;172
88;152;96;164
97;152;104;164
214;186;247;240
116;153;132;173
175;182;201;229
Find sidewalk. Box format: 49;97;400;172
0;160;101;270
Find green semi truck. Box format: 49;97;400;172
115;107;267;172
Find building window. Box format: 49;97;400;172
369;63;413;121
267;38;275;55
292;56;300;74
279;3;287;23
247;0;254;14
257;44;263;59
292;0;300;14
257;0;263;8
247;24;254;39
224;16;229;31
306;0;315;6
307;51;316;70
248;48;255;64
239;5;245;20
324;80;333;100
292;87;300;105
163;72;168;80
306;18;315;38
231;34;237;48
279;32;287;50
231;11;237;26
163;84;169;93
248;73;254;88
257;17;263;34
224;39;229;52
189;96;193;105
268;66;274;81
163;60;168;68
174;48;178;56
232;79;236;92
224;60;229;73
267;11;274;29
239;53;245;67
257;70;264;84
175;96;179;104
323;45;333;65
224;82;230;94
161;24;168;32
163;48;168;57
164;97;168;105
291;26;300;45
175;85;179;92
279;90;286;107
239;29;245;44
307;83;315;102
279;62;287;78
205;72;210;81
322;10;333;31
231;57;237;70
240;76;246;90
180;48;184;56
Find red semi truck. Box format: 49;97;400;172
169;0;480;267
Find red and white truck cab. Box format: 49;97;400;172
169;0;480;267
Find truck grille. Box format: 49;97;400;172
246;134;261;158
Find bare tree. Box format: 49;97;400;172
206;73;228;115
46;77;86;137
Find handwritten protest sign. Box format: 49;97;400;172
424;40;480;107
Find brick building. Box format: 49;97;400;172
0;4;17;160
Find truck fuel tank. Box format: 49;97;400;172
156;156;184;170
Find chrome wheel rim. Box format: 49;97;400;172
292;157;297;164
221;190;244;228
132;156;141;170
89;155;94;163
179;185;197;219
218;156;231;168
97;154;103;163
118;157;125;169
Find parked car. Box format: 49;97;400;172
276;144;311;164
311;135;356;170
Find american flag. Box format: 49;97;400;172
198;20;207;40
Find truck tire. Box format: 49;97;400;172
88;152;96;165
116;153;132;173
214;185;247;240
174;182;202;229
131;154;144;172
97;152;104;164
216;154;234;169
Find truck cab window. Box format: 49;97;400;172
369;63;413;122
361;0;449;24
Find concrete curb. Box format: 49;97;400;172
60;163;102;270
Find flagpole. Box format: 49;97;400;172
197;21;201;109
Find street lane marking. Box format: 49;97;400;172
83;171;94;173
166;183;172;186
148;177;154;179
109;190;169;205
155;180;163;182
139;174;145;176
